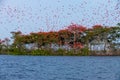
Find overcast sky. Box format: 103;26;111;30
0;0;120;39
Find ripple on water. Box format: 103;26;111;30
0;56;119;80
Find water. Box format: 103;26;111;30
0;55;120;80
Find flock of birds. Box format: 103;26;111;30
0;0;119;39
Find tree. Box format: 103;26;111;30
11;31;25;53
117;23;120;26
0;39;4;53
4;38;10;53
58;29;71;46
108;27;120;52
67;23;86;48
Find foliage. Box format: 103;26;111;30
0;23;120;56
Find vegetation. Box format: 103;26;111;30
0;23;120;56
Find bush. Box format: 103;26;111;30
55;48;66;55
80;47;90;56
31;49;53;56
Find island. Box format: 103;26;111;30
0;23;120;56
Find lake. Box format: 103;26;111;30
0;55;120;80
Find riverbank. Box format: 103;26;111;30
0;48;120;56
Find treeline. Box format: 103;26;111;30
0;23;120;56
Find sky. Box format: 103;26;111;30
0;0;120;39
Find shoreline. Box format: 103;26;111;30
0;52;120;56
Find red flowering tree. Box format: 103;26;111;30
58;29;71;46
92;25;103;29
67;23;86;48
